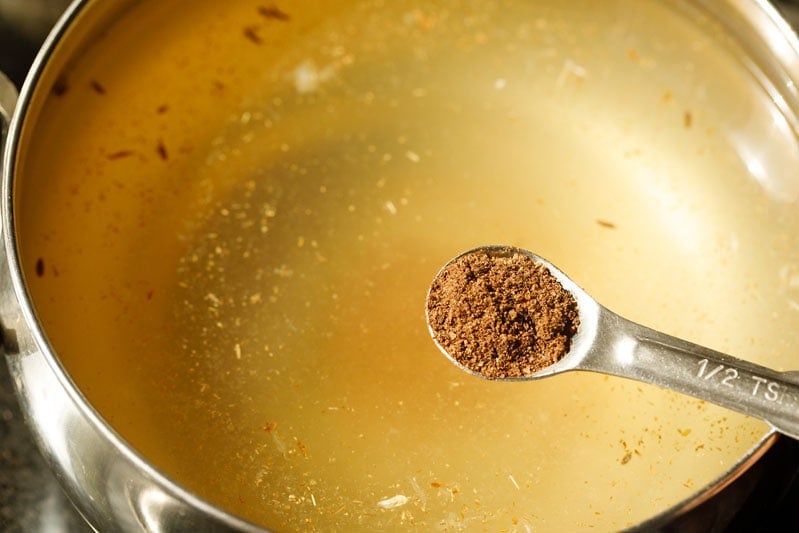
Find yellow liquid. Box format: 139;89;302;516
16;0;799;530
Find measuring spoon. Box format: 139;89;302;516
426;245;799;440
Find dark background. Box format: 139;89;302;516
2;1;799;532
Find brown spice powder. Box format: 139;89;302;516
426;248;580;379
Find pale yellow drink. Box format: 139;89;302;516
15;0;799;529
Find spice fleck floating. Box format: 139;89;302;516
425;246;580;379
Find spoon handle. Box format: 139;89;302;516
587;310;799;440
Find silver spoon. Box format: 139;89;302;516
426;245;799;440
